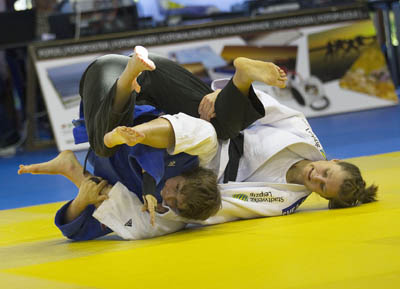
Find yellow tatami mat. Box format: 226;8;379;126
1;152;399;289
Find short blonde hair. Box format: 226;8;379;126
177;167;221;220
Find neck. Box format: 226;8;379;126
286;159;311;185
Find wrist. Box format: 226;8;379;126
64;197;89;223
72;197;89;212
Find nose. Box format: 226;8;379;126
311;171;324;182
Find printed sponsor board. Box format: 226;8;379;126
34;16;397;151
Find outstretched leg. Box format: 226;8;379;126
113;46;156;113
81;46;156;158
233;57;287;96
18;150;87;188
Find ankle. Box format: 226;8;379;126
233;72;252;95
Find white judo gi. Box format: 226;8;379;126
94;88;326;239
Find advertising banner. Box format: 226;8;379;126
34;17;398;151
146;20;397;118
34;55;100;151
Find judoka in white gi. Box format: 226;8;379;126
94;85;378;239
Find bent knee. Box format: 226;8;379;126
90;54;129;73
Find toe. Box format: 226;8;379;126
148;59;156;70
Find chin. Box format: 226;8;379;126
303;182;312;192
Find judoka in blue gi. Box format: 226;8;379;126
18;47;222;241
59;104;219;240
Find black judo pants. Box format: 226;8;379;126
79;53;265;158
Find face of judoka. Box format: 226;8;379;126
160;176;186;212
301;160;348;200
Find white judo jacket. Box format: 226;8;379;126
94;89;327;239
223;89;326;182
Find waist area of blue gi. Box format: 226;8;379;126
88;145;199;203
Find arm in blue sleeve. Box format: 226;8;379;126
54;200;113;241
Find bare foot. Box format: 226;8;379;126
125;46;156;92
104;126;145;148
18;150;80;176
127;46;156;76
233;57;287;89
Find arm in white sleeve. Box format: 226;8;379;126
93;182;186;240
161;113;218;167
